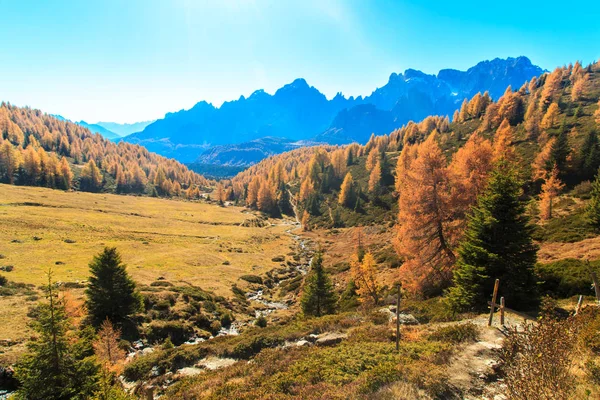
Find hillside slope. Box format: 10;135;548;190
0;103;210;197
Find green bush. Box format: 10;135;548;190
535;258;600;298
0;275;7;286
428;322;479;344
240;275;263;284
228;335;285;359
145;321;194;346
255;315;267;328
150;280;173;287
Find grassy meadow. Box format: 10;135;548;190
0;184;294;361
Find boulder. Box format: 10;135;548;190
315;332;348;347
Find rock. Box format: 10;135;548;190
177;367;204;377
315;332;348;347
142;347;155;355
295;340;311;347
197;357;237;370
396;313;419;325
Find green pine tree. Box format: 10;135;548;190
580;130;600;180
447;161;539;312
15;271;99;400
587;168;600;230
85;247;142;328
300;252;337;317
338;279;360;312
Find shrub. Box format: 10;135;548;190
145;321;194;346
228;335;284;359
0;275;7;287
573;181;593;198
428;322;479;344
220;312;233;328
150;281;173;287
240;275;263;284
535;258;600;298
209;320;222;335
255;315;268;328
500;319;576;400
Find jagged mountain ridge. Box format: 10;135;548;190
125;56;544;163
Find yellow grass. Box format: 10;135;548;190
0;184;293;361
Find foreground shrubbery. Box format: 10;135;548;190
164;328;453;399
499;306;600;399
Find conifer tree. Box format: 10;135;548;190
350;252;380;306
541;102;560;130
257;181;276;215
580;130;600;179
338;172;354;207
59;156;73;190
15;271;99;399
368;161;382;195
447;161;539;312
300;252;337;317
85;248;142;328
338;279;360;311
93;320;131;400
587;168;600;230
493;119;516;162
539;165;565;220
301;210;311;232
80;159;103;192
0;141;20;184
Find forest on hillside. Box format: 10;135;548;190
0;104;210;197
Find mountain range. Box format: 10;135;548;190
123;56;544;166
59;119;155;141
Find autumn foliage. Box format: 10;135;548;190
0;103;209;196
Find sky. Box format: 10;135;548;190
0;0;599;124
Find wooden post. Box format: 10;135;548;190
396;284;401;352
575;295;584;315
500;297;505;326
592;272;600;305
488;279;500;327
145;385;154;400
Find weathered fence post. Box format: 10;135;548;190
575;295;584;315
488;279;500;327
396;284;401;352
500;297;505;326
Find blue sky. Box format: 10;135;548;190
0;0;598;123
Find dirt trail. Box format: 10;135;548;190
444;313;531;399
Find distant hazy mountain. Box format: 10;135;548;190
318;56;545;144
195;137;321;167
96;120;154;136
77;121;121;140
124;56;544;162
56;119;156;141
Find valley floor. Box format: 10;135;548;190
0;184;294;363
